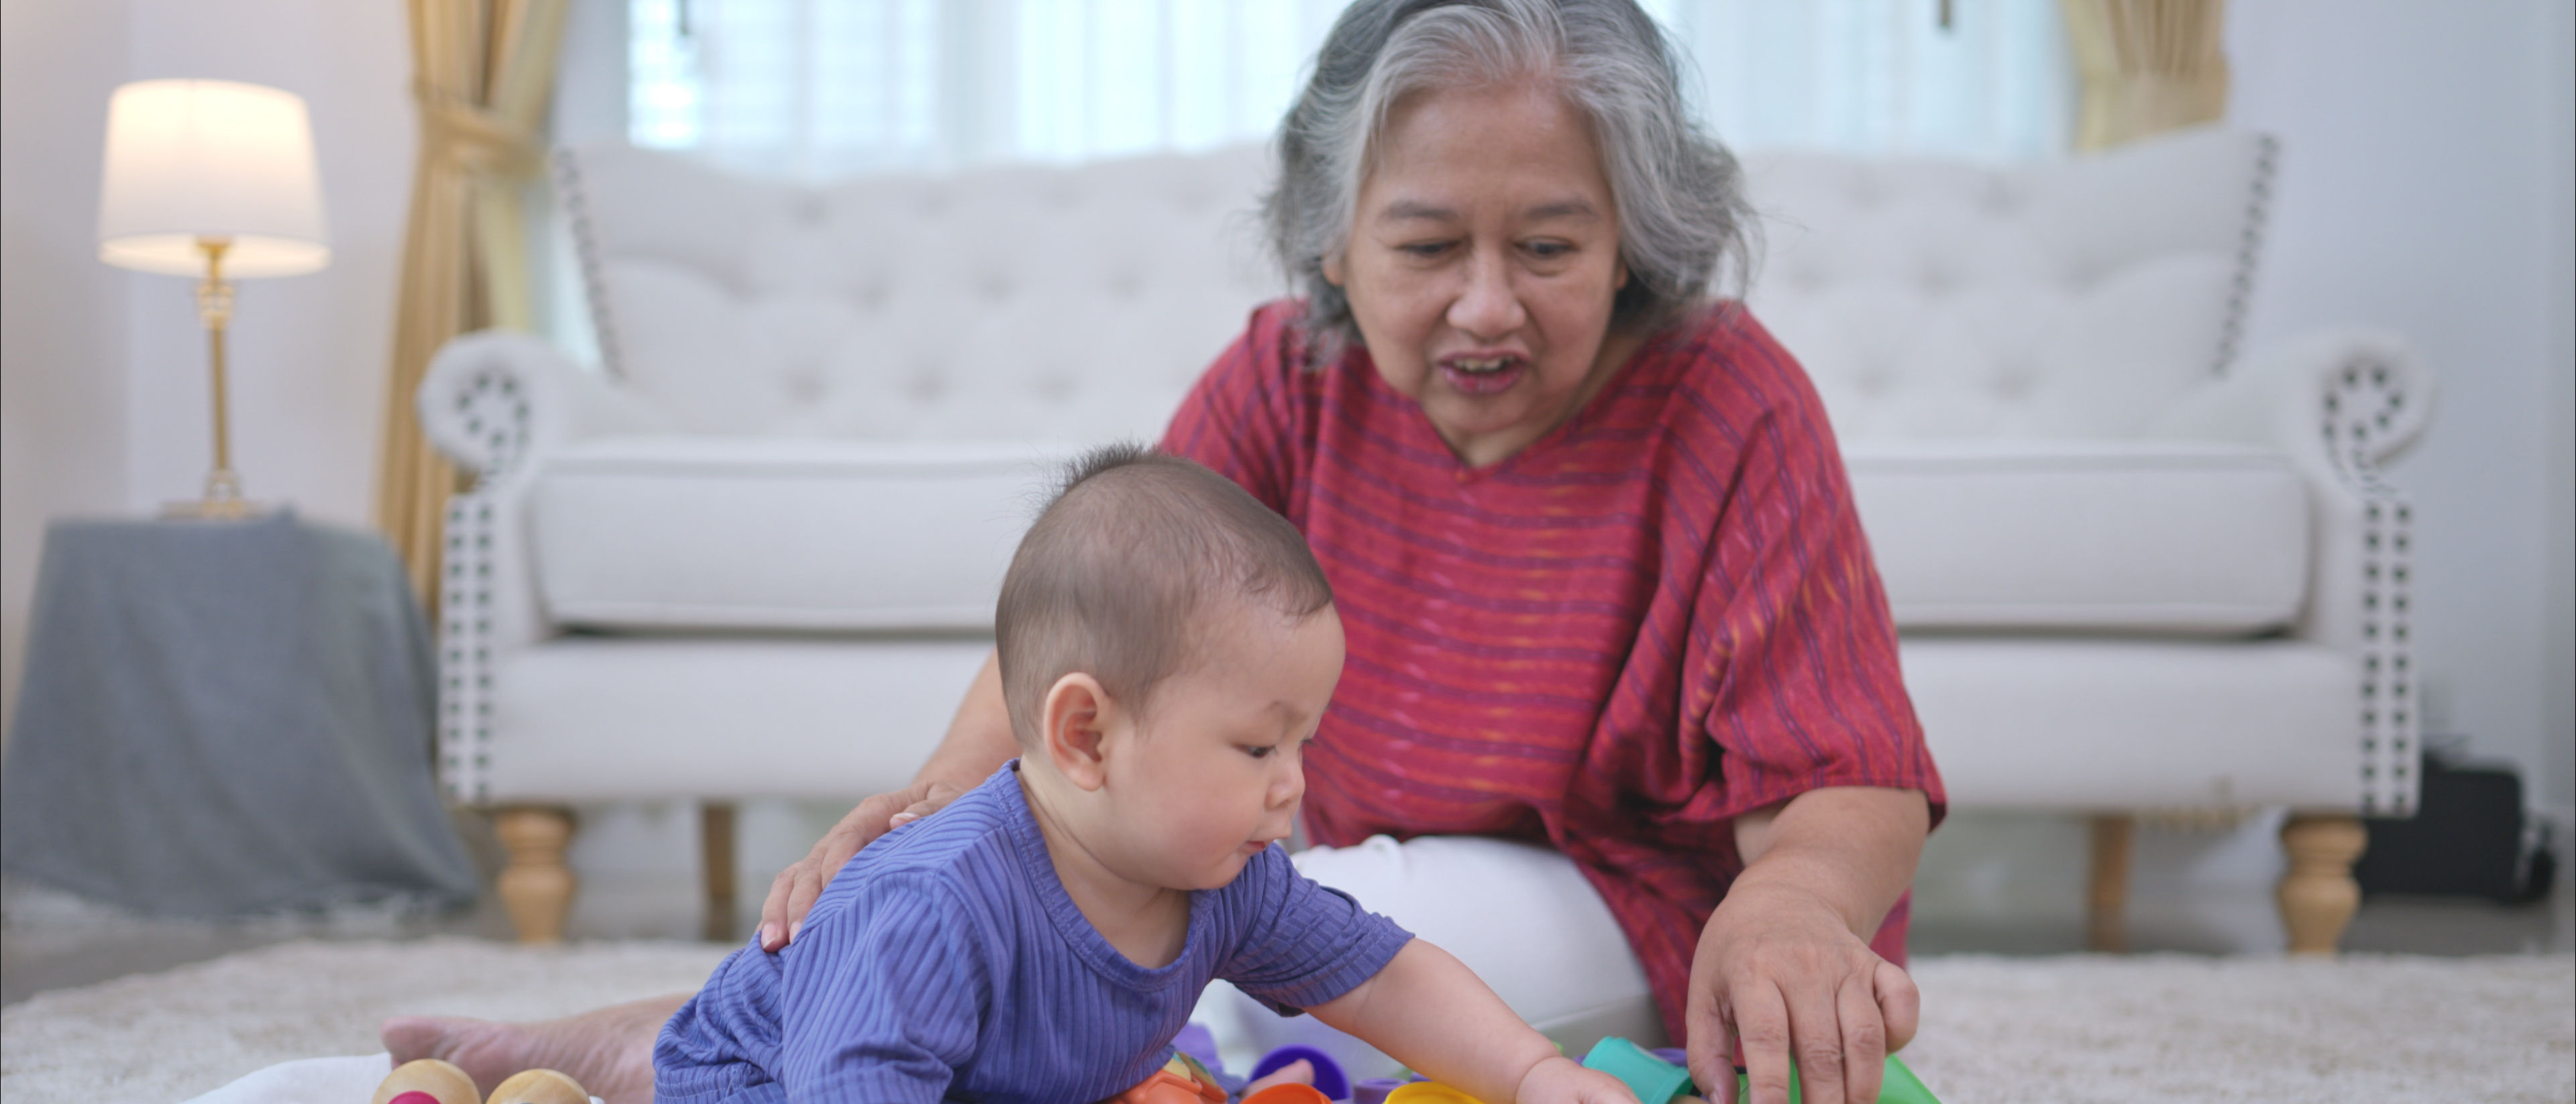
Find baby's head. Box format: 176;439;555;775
997;445;1342;891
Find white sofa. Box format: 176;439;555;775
420;126;2428;951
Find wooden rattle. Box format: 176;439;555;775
486;1068;593;1104
371;1058;479;1104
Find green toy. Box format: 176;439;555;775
1579;1037;1942;1104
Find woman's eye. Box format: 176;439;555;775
1523;240;1571;259
1400;240;1454;259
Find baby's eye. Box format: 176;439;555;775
1240;744;1275;760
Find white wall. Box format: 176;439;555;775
2230;0;2576;823
1;0;136;749
2540;0;2575;831
0;0;411;747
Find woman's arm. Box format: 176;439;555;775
756;649;1018;950
1686;786;1929;1104
1312;940;1639;1104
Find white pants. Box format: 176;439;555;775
1195;834;1665;1078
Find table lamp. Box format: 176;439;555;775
97;78;330;519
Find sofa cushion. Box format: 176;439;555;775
531;437;1074;631
533;437;2307;637
1742;127;2271;440
1847;441;2309;635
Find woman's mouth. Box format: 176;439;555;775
1439;355;1525;396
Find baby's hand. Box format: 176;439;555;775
1513;1055;1644;1104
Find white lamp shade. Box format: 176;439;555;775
97;79;331;277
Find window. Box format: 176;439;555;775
625;0;2070;179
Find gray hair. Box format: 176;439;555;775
1265;0;1754;359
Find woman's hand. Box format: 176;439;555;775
1513;1054;1644;1103
1684;786;1929;1104
755;777;967;950
1684;879;1917;1104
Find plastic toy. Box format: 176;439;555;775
1110;1052;1230;1104
1728;1059;1940;1104
1351;1076;1409;1104
371;1059;479;1104
1250;1044;1350;1101
1241;1085;1336;1104
1382;1083;1485;1103
1578;1036;1944;1104
1350;1075;1411;1101
486;1068;592;1104
1580;1038;1693;1103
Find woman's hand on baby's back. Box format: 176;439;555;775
757;778;968;950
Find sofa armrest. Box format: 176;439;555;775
2149;328;2434;815
2149;327;2434;474
417;332;672;804
416;330;671;485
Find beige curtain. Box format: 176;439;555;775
2062;0;2231;151
376;0;572;603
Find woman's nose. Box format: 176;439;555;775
1446;249;1525;339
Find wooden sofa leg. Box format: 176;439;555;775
702;801;739;944
2277;813;2367;954
2087;814;2135;953
496;806;577;944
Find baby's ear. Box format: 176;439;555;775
1040;673;1114;790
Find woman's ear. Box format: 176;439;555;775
1322;250;1348;288
1040;673;1117;791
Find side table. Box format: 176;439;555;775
1;514;478;916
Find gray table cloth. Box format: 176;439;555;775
1;514;478;916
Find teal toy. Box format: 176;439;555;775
1580;1038;1693;1103
1580;1037;1942;1104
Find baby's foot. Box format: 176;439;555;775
381;992;687;1104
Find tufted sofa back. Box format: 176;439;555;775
564;126;2269;445
1741;126;2271;441
561;142;1282;441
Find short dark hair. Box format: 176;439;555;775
995;445;1336;746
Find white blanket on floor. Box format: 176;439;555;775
178;1053;605;1104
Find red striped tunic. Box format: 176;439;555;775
1161;300;1945;1036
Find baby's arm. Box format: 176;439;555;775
1309;940;1640;1104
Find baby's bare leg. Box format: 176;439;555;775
382;992;686;1104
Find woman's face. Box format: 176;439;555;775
1326;81;1630;467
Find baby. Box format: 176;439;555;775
653;445;1637;1104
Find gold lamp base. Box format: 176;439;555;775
162;464;260;520
160;237;267;522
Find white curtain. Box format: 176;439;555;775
626;0;2070;179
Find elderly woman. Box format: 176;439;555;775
390;1;1941;1101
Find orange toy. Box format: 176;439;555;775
372;1059;480;1104
1108;1053;1229;1104
1242;1085;1336;1104
485;1068;592;1104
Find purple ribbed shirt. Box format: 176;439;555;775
654;762;1413;1103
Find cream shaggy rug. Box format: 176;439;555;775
2;939;2569;1103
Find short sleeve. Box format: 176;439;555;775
1682;329;1945;826
773;877;985;1104
1216;845;1414;1015
1159;302;1305;516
